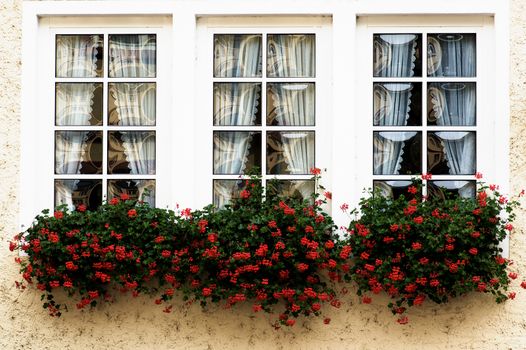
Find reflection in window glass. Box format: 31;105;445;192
373;132;421;175
373;34;422;77
213;179;248;209
56;83;103;126
373;180;414;199
428;180;476;199
427;82;476;126
267;34;315;78
55;179;102;210
108;83;156;126
109;34;156;78
267;83;315;126
214;34;262;78
56;34;103;78
267;180;314;201
267;131;315;175
427;33;476;77
55;131;102;174
213;83;261;126
213;132;261;175
108;179;155;207
373;82;421;126
427;132;475;175
108;131;156;174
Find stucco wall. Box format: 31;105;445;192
1;1;526;349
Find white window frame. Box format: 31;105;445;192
21;1;510;253
193;16;332;209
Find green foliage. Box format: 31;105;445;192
344;180;520;323
10;173;345;327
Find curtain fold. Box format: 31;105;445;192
373;132;408;175
214;132;254;174
373;83;413;126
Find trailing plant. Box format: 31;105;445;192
343;174;523;324
9;170;346;327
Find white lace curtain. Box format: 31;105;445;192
373;35;418;174
214;34;262;77
269;83;315;126
109;34;156;78
56;35;102;78
267;35;315;77
109;83;156;126
213;83;260;126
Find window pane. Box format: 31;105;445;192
267;34;315;78
214;34;262;78
213;83;261;126
373;180;414;199
213;179;248;208
56;34;103;78
427;82;476;126
55;179;102;210
108;131;156;174
373;34;422;77
109;34;156;78
108;179;155;207
427;33;476;77
108;83;156;126
428;132;476;175
55;131;102;174
373;132;421;175
213;131;261;175
267;131;315;175
428;180;476;199
373;82;421;126
267;180;315;201
267;83;315;126
56;83;103;126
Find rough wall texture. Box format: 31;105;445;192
1;1;526;349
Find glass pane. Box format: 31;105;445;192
55;179;102;210
428;180;476;199
427;82;476;126
267;34;315;78
214;34;262;78
213;179;248;208
267;180;315;201
373;83;421;126
109;34;156;78
373;180;414;199
267;83;315;126
108;179;155;207
108;83;156;126
373;132;421;175
213;83;261;126
56;83;103;126
428;132;476;175
428;33;476;77
55;131;102;174
213;131;261;175
267;131;315;175
373;34;422;77
56;34;103;78
108;131;156;174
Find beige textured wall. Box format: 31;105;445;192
1;1;526;349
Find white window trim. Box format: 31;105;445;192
193;16;332;209
21;1;510;254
